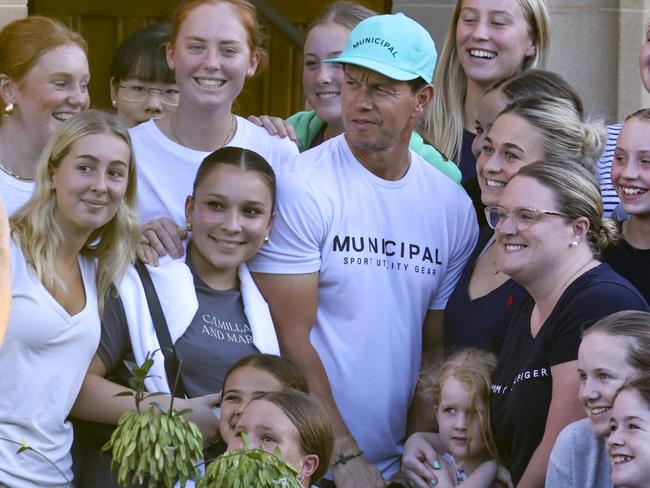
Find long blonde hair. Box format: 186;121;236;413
10;110;140;314
424;0;550;160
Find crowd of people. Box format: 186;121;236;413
0;0;649;487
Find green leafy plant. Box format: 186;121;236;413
103;350;203;487
198;432;303;488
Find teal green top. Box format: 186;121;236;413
287;110;462;184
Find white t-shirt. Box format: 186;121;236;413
130;116;298;225
0;170;35;216
0;237;100;487
249;135;478;477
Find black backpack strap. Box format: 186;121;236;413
134;260;188;397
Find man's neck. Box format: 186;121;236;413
344;132;412;181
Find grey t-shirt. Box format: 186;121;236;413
546;418;612;488
98;256;258;397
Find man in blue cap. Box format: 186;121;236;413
250;13;477;487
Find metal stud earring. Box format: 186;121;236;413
263;236;269;244
186;222;192;232
3;102;14;116
569;241;578;247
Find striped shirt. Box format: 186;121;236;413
597;123;623;216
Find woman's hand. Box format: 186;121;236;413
248;115;297;142
181;393;222;444
139;217;187;265
495;464;513;488
400;432;441;487
332;455;388;488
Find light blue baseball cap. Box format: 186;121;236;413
324;12;437;83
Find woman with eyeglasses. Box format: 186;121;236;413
487;161;648;487
443;96;604;358
400;97;607;488
109;23;179;128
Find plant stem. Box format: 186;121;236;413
168;359;183;416
0;437;73;487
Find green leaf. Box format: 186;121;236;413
113;391;135;398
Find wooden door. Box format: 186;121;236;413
31;0;390;118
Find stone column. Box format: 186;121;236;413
393;0;650;123
0;0;27;28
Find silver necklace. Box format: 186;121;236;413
170;114;237;150
0;162;34;182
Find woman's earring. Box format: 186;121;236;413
3;102;14;116
569;240;578;247
186;222;192;232
111;100;117;107
263;235;269;244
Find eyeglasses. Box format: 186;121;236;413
484;206;569;230
119;83;180;105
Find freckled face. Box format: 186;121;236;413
167;2;259;110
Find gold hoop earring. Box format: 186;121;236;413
3;102;14;116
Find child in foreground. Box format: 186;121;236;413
428;349;512;488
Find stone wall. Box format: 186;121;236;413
0;0;26;28
393;0;650;123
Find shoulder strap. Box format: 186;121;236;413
134;260;188;398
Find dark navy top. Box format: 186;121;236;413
604;223;650;304
444;227;528;356
490;264;649;484
458;130;485;227
458;129;477;182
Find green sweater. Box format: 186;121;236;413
287;110;462;184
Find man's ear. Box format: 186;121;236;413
413;84;434;118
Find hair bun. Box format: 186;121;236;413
580;122;607;172
593;216;619;254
